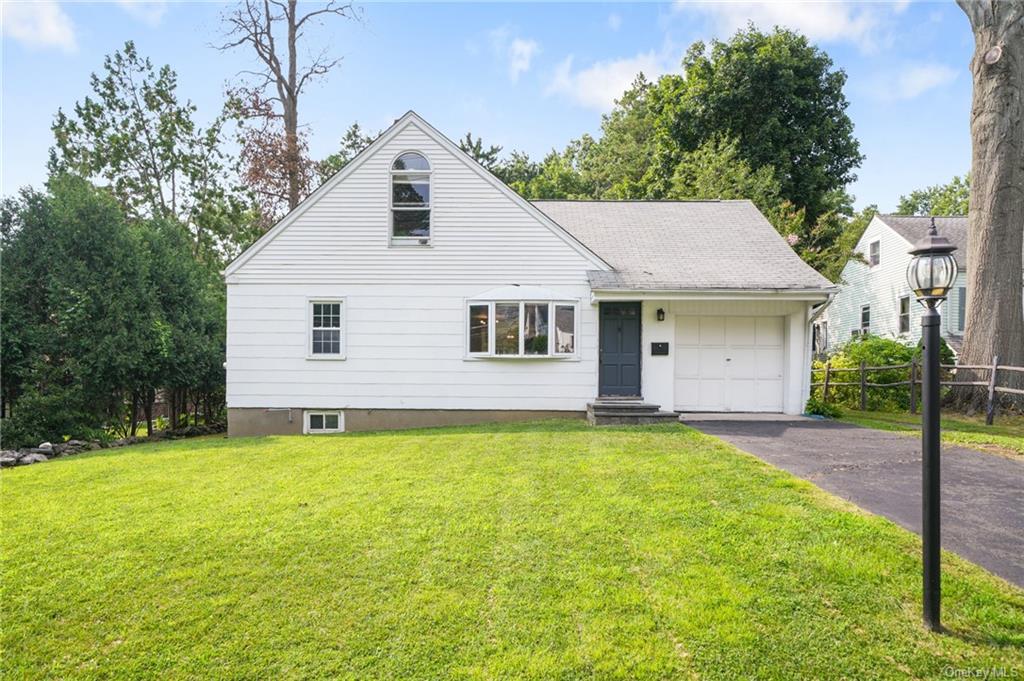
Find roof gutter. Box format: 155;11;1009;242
590;287;838;303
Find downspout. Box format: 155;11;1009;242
802;293;837;411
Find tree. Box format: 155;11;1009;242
516;136;597;200
950;0;1024;410
218;0;359;216
587;27;863;225
317;122;375;183
50;42;244;262
492;150;540;190
458;133;503;170
896;175;971;215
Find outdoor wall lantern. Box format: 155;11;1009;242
656;308;666;322
906;217;958;632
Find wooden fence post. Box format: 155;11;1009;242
859;360;867;411
985;355;1000;426
909;358;917;414
823;362;832;403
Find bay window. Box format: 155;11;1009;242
467;301;577;357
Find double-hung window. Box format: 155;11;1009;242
898;296;911;334
868;240;880;267
957;287;966;331
860;305;871;335
391;152;431;245
467;301;577;357
310;301;343;357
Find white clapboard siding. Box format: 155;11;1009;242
825;216;966;350
226;120;602;286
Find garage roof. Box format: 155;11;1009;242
532;200;835;292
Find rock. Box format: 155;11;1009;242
51;443;67;455
27;448;51;457
17;453;49;465
37;442;53;453
0;454;18;468
66;439;87;447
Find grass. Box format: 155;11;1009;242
839;410;1024;459
2;421;1022;680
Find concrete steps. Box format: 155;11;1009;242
586;399;679;426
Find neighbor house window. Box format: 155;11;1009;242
391;152;431;245
868;240;880;267
899;296;911;334
957;287;966;331
306;411;343;433
310;301;343;356
860;305;871;334
467;301;576;357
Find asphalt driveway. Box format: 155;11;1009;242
687;418;1024;588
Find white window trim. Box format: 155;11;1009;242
898;295;911;334
306;298;347;360
389;150;432;247
860;304;871;333
868;240;880;267
304;410;345;434
463;299;580;360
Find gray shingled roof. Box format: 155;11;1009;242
531;200;834;291
878;215;970;269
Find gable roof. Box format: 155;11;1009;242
532;200;835;292
876;215;970;268
223;111;610;278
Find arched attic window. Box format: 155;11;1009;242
391;152;431;245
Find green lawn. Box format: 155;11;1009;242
3;421;1022;679
840;410;1024;459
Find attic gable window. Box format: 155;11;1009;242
868;240;880;267
391;152;431;246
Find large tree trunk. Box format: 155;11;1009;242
285;0;301;210
951;0;1024;411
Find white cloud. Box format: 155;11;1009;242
874;63;958;101
508;38;539;82
116;0;167;27
1;1;77;53
607;13;622;31
547;51;676;111
673;0;884;51
488;26;540;82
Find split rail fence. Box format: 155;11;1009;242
810;356;1024;425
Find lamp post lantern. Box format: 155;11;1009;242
906;217;958;632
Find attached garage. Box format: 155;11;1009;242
673;315;786;412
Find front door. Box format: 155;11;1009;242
599;302;642;397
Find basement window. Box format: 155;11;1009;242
306;411;343;434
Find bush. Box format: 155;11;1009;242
804;396;843;418
0;388;93;449
811;335;916;412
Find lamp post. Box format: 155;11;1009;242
906;217;958;632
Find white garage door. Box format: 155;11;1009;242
674;316;785;412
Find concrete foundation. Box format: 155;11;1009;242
227;408;584;437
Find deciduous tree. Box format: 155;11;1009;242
951;0;1024;410
218;0;359;218
896;175;970;216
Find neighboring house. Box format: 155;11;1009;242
822;214;978;355
224;111;836;435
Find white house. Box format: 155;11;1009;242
822;215;976;354
224;112;836;435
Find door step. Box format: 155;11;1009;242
586;400;679;425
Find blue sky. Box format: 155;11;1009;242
2;1;974;211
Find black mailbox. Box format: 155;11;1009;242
651;342;669;356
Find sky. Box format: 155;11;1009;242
1;0;975;211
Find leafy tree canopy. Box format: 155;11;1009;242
50;41;253;263
896;174;970;216
587;26;863;224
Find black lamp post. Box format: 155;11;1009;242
906;217;958;632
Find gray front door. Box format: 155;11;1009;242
599;302;642;397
